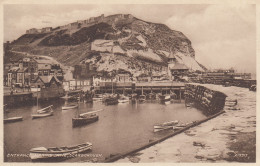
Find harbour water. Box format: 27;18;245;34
4;99;207;162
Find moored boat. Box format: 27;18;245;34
104;96;118;105
37;105;54;114
72;115;99;127
118;96;129;103
29;142;92;161
72;109;103;127
32;105;54;119
147;92;156;100
159;94;171;102
4;117;23;123
32;111;53;119
62;104;78;110
93;94;103;101
139;95;146;103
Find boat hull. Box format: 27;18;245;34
30;143;92;161
4;117;23;124
62;105;78;110
32;112;53;119
72;116;98;127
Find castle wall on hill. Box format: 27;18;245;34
26;27;52;34
25;14;132;34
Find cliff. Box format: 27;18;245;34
5;14;205;77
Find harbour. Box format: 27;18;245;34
4;98;206;162
3;3;257;164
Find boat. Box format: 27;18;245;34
93;94;103;101
104;95;118;105
37;105;54;114
72;109;103;127
147;92;156;100
153;126;173;132
159;94;171;102
32;105;54;119
139;95;146;103
32;112;53;119
172;122;194;130
29;142;92;161
62;104;78;110
118;96;129;103
154;120;179;129
4;117;23;123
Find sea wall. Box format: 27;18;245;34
4;93;34;106
185;83;227;115
116;84;256;163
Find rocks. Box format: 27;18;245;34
193;141;206;148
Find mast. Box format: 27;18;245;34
37;86;39;110
112;79;113;94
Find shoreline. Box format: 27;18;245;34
116;84;256;163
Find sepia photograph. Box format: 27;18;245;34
1;0;258;164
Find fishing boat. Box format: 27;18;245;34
29;142;92;161
4;117;23;124
62;104;78;110
32;105;54;119
72;109;103;127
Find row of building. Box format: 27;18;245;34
4;57;63;87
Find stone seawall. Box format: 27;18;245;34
185;83;227;115
116;84;256;163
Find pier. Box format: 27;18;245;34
96;81;185;97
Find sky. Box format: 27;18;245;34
3;4;256;74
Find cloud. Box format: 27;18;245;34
165;5;256;73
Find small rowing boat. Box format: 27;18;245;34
4;117;23;123
29;142;92;161
62;104;78;110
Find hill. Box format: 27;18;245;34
5;14;205;78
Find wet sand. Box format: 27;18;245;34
116;84;256;163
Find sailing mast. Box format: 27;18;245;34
37;86;39;110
